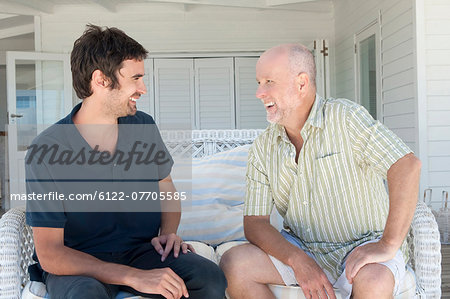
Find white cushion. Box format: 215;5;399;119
21;281;143;299
22;281;47;299
185;241;217;263
173;145;251;246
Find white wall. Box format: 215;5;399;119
39;3;333;54
334;0;417;153
422;0;450;208
37;2;335;126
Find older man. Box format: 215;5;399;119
220;44;421;299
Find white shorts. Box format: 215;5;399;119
268;230;407;299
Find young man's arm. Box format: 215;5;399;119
152;175;194;262
344;153;421;283
33;227;188;299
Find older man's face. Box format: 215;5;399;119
255;51;301;126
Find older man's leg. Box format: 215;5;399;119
220;243;285;299
351;263;395;299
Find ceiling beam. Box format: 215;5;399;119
5;0;54;13
145;0;311;10
0;15;33;30
266;0;318;6
90;0;117;12
0;23;33;39
0;13;17;20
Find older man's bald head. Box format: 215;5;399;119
260;43;316;88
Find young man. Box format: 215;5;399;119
220;44;421;299
26;24;226;299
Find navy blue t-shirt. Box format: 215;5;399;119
26;103;173;253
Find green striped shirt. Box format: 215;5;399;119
244;95;412;280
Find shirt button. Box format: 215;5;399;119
303;200;308;205
113;163;117;167
290;152;295;157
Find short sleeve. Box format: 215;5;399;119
346;104;412;178
244;142;273;216
153;126;174;180
25;150;66;228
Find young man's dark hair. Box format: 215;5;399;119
71;24;148;99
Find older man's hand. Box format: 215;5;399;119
344;240;398;284
291;254;337;299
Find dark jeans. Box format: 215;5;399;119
44;242;226;299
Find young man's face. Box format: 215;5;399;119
255;51;300;126
106;59;147;118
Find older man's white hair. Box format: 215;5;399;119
286;44;316;88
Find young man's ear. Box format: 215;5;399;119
91;70;110;89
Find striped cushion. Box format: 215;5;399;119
173;145;250;246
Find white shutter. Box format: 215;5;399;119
154;59;194;129
235;57;268;129
138;59;154;116
194;58;235;129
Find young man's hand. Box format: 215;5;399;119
126;267;189;299
151;233;196;262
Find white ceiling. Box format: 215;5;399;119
0;0;333;40
0;0;332;14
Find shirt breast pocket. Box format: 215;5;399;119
314;152;350;198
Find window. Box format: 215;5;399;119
355;22;381;120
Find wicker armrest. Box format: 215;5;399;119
0;207;31;298
410;200;441;298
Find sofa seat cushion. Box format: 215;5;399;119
21;281;142;299
185;240;217;263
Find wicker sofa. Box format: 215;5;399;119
0;129;442;298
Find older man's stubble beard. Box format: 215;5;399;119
266;97;302;125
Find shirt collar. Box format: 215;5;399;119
271;94;325;144
307;93;325;129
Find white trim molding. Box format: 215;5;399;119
413;0;429;196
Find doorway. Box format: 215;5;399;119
6;51;72;209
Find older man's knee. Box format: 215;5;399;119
352;264;394;298
219;244;255;277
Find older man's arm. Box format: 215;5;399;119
345;153;421;283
